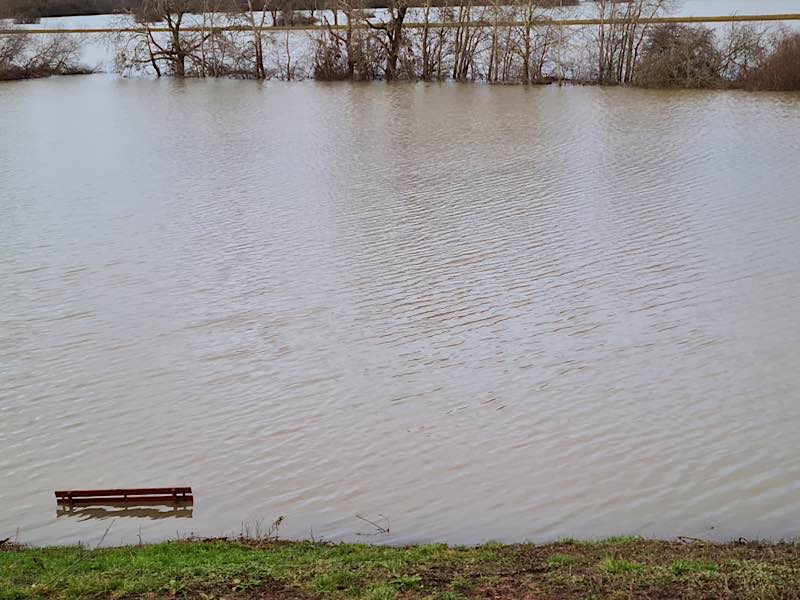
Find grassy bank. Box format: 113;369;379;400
2;537;800;599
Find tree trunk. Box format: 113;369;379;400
421;2;430;80
175;52;185;77
523;27;531;84
384;5;406;81
167;12;185;77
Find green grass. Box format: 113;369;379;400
600;535;641;546
598;556;643;574
363;584;398;600
670;559;719;575
545;553;578;568
1;538;799;599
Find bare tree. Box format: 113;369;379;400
513;0;557;83
159;0;204;77
717;22;766;82
419;0;434;80
364;0;408;80
414;0;450;81
450;0;486;81
596;0;669;85
318;0;359;79
273;27;294;79
113;0;212;77
241;0;271;79
486;0;499;81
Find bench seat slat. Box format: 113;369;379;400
58;495;193;505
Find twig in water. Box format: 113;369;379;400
94;520;115;550
355;514;390;535
41;519;116;586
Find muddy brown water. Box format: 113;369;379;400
1;76;800;547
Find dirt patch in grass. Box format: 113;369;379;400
191;579;314;599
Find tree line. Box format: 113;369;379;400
0;0;575;21
2;0;798;89
107;0;800;89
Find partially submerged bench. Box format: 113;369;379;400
55;487;193;506
57;504;193;519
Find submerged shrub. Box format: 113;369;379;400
0;31;87;80
312;36;352;81
743;31;800;91
0;30;28;72
635;24;722;88
312;30;383;81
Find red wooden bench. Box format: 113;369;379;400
55;487;193;506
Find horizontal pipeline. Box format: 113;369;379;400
2;13;800;34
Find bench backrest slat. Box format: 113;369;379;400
55;487;192;499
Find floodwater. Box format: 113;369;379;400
1;76;800;547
